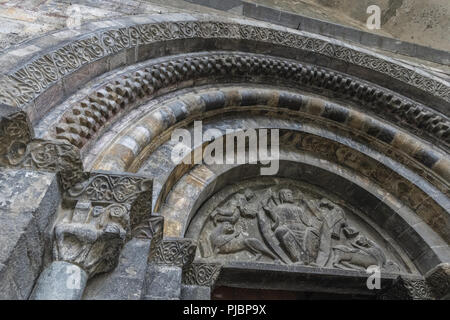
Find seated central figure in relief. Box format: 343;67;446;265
263;189;320;265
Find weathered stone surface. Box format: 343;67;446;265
379;276;434;300
190;177;406;272
142;265;182;300
181;284;211;300
83;238;152;300
30;261;88;300
0;1;449;301
425;263;450;300
0;168;60;300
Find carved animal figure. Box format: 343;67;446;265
332;235;391;271
209;222;277;261
210;199;240;225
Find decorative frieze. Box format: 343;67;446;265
64;171;152;230
49;53;449;151
183;262;222;287
151;238;197;267
0;20;448;112
379;276;434;300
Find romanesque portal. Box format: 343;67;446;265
0;1;448;300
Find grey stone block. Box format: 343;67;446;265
181;285;211;300
83;238;152;300
0;169;60;300
143;264;182;300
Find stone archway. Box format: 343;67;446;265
0;11;448;300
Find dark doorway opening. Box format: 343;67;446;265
211;286;374;300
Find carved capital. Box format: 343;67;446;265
425;263;450;299
53;201;130;278
54;171;154;277
65;171;153;230
183;262;222;287
0;107;84;190
151;238;197;267
379;276;434;300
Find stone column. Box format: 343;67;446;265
425;263;450;300
181;262;222;300
143;238;197;300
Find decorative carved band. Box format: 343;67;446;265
0;19;447;111
182;262;222;287
379;276;434;300
151;239;197;267
65;171;152;203
64;171;153;230
52;53;449;150
425;263;450;299
0;107;84;190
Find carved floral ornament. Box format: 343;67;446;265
0;19;448;112
192;181;409;274
182;262;222;287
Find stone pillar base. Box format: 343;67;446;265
30;261;88;300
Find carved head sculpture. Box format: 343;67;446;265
354;234;371;247
222;221;235;234
319;198;335;210
243;188;255;201
279;188;294;204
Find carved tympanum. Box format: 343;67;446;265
194;180;405;273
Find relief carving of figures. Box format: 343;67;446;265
192;179;406;273
262;188;320;265
53;171;154;278
53;201;130;277
332;234;400;272
209;197;277;261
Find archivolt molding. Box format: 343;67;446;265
135;122;449;245
84;86;449;200
41;52;450;152
0;15;448;110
